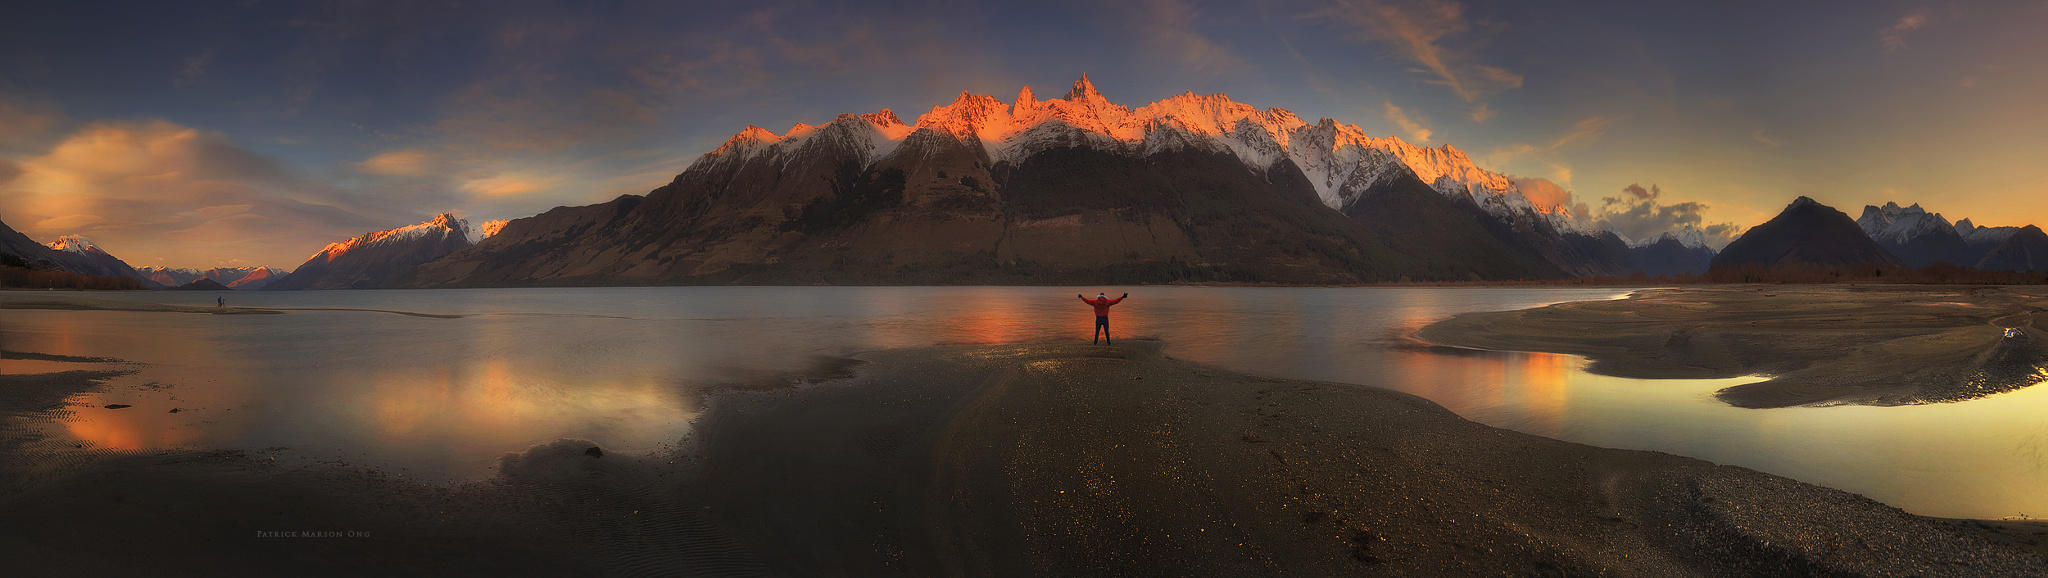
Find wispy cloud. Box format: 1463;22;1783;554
1137;0;1250;77
172;51;213;88
1315;0;1520;122
1382;101;1433;142
460;174;560;197
1486;115;1612;165
1881;10;1930;52
1547;116;1611;149
0;119;399;268
356;149;435;176
1751;128;1783;148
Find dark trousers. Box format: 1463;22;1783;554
1094;316;1111;344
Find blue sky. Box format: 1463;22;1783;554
1;0;2043;268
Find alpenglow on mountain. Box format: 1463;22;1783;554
267;213;499;290
399;76;1668;287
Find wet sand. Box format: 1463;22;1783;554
1;295;462;318
4;340;2046;575
1419;285;2048;408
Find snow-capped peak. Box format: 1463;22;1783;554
1627;227;1713;249
684;75;1567;229
308;213;474;263
1954;217;2022;245
46;234;109;255
1857;201;1955;245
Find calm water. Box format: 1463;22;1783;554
4;286;2046;519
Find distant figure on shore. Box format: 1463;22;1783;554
217;296;224;309
1079;292;1127;345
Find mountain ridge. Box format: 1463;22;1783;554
401;76;1639;287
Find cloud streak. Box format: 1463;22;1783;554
1316;0;1520;121
1881;11;1930;52
1137;0;1250;77
1382;101;1433;142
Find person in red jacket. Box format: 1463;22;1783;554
1079;291;1127;345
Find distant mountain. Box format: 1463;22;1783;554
1974;225;2048;272
1712;196;1901;272
167;278;231;291
267;214;487;290
1856;202;1970;268
1956;218;2020;248
408;76;1632;287
1628;234;1716;277
1950;218;2048;272
223;267;282;289
42;234;153;283
138;266;287;290
0;217;153;288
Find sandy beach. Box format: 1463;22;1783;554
1419;285;2048;408
5;335;2046;575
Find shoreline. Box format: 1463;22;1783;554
3;339;2044;574
1417;284;2048;408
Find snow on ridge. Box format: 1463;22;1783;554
1858;201;1956;245
309;213;472;263
684;75;1576;228
46;234;107;255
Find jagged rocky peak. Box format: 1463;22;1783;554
673;74;1598;234
1857;200;1957;245
1065;73;1103;101
858;109;904;127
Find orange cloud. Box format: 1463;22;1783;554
0;119;392;268
1383;101;1433;142
357;149;435;176
1514;177;1573;210
461;174;558;197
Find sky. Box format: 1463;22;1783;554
1;0;2043;268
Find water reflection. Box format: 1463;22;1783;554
7;286;2048;518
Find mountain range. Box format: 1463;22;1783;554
265;213;497;290
1713;196;1901;273
8;77;2048;288
1858;202;2048;271
406;76;1652;287
137;266;285;290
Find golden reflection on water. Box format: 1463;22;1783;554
18;287;2048;519
11;308;699;478
62;411;191;451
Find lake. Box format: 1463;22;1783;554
4;286;2045;519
